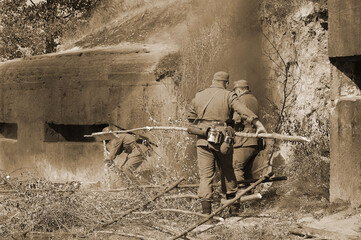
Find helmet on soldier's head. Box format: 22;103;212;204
213;71;229;81
102;126;111;132
233;80;249;89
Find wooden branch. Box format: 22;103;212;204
222;193;262;205
164;194;199;199
85;126;310;142
159;209;224;222
134;209;224;222
0;189;76;193
169;173;274;240
90;178;184;232
143;223;197;240
289;229;315;238
235;132;310;142
95;231;152;240
289;225;357;240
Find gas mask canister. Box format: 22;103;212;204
207;125;222;144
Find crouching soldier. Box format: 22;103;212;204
102;126;149;185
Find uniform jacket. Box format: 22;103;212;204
188;83;258;147
106;134;136;161
233;91;259;147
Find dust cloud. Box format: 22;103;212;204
180;0;265;101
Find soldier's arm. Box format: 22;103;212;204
229;92;267;134
187;99;198;123
105;137;124;161
233;111;242;124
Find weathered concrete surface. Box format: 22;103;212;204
330;60;361;101
330;97;361;207
329;0;361;207
329;0;361;58
0;43;176;181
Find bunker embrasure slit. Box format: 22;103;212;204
0;123;18;140
44;123;107;142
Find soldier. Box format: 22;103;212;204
102;126;149;184
232;80;264;187
188;71;267;219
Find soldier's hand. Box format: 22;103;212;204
225;126;235;137
253;119;267;135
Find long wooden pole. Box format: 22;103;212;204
169;173;273;240
85;126;310;142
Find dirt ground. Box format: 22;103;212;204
0;174;359;240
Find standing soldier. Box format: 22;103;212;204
187;71;267;219
232;80;264;188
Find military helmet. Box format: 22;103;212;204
233;80;249;89
102;126;112;132
213;71;229;81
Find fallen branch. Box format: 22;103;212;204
90;178;185;232
0;189;77;193
222;193;262;205
169;173;274;240
95;231;153;240
164;194;199;199
289;225;356;240
134;209;224;222
143;223;197;240
85;126;310;142
164;193;262;203
289;229;315;238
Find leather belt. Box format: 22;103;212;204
199;120;227;126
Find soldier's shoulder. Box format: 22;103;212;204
225;89;237;97
245;93;258;101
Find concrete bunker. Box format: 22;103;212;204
0;44;176;182
329;0;361;207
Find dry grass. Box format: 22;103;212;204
0;170;202;238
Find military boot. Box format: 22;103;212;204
226;194;241;217
201;200;213;225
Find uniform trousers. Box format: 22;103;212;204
197;145;238;200
122;152;144;172
233;146;259;183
